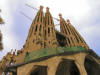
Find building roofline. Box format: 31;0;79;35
5;50;91;72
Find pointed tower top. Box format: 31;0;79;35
40;5;43;10
45;7;54;25
67;19;71;24
59;13;62;19
46;7;49;12
44;7;57;48
24;5;45;52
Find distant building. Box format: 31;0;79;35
0;6;100;75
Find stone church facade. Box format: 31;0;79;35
0;6;100;75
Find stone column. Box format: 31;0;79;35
74;53;87;75
75;62;87;75
47;58;61;75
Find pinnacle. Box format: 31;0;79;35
40;5;43;10
59;13;62;19
46;7;49;12
67;19;71;24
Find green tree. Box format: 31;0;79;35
0;9;3;50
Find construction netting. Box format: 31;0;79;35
24;46;85;62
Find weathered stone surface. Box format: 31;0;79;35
17;53;87;75
0;6;100;75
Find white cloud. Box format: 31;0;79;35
33;0;90;20
34;0;100;54
0;0;23;59
0;0;100;59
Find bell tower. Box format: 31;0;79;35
44;7;58;48
24;6;45;52
59;14;78;47
66;19;89;49
59;14;89;49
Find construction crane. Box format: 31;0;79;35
20;11;33;21
20;4;60;26
26;4;60;21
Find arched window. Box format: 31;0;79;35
30;66;47;75
56;59;80;75
35;25;38;32
84;55;100;75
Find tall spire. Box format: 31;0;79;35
59;14;89;49
59;14;78;47
24;6;45;52
44;7;57;48
66;19;89;49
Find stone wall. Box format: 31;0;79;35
17;52;87;75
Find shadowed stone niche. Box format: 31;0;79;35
84;56;100;75
56;59;80;75
30;66;47;75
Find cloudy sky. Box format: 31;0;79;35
0;0;100;59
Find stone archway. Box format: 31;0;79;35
84;56;100;75
30;66;47;75
56;59;80;75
